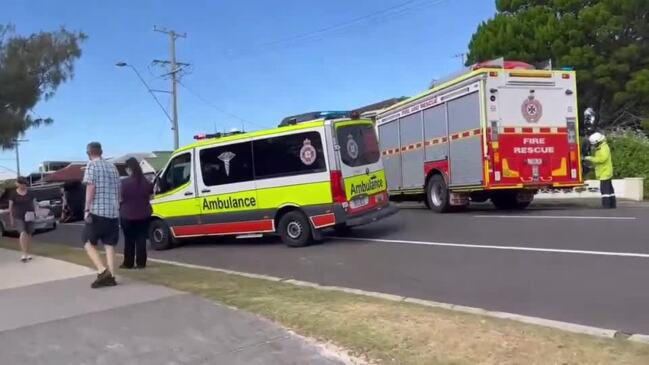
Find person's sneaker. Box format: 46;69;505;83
20;256;28;263
135;265;146;270
26;256;32;261
119;264;134;270
91;270;115;289
106;275;118;286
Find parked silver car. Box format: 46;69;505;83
0;205;57;236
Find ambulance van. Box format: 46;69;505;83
149;111;398;249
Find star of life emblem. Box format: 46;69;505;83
521;96;543;123
299;139;317;166
218;151;236;176
346;135;359;160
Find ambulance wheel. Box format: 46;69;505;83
279;211;313;247
426;174;450;213
491;191;532;210
149;219;174;251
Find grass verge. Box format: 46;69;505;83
3;240;649;365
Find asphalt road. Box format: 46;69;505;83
29;199;649;335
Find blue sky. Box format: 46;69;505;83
0;0;496;174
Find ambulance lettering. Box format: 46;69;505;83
202;194;257;212
350;175;385;196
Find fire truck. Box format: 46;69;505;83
376;59;583;212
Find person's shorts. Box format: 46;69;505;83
82;214;119;246
14;219;35;235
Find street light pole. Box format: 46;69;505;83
169;31;180;151
153;26;188;151
116;62;175;147
13;139;28;177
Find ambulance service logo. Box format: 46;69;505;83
346;135;359;160
218;151;236;176
300;139;317;166
521;96;543;123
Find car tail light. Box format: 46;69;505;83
562;73;570;79
330;170;347;203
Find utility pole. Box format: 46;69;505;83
153;26;190;150
454;53;467;67
13;139;28;177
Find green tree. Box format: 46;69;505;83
0;25;86;148
467;0;649;128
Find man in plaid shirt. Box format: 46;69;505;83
82;142;121;288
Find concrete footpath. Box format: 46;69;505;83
0;248;347;365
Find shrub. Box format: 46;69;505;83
606;129;649;199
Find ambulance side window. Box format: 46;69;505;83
159;153;191;194
200;142;254;186
253;131;326;179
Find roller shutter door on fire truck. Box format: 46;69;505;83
447;91;483;186
399;113;424;189
378;120;402;190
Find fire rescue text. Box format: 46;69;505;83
513;138;555;154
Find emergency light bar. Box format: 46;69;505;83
279;110;359;127
193;130;244;140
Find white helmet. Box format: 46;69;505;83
588;132;605;145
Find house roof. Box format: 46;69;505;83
352;97;409;115
44;162;128;183
43;163;86;182
143;151;172;172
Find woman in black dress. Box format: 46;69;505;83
9;177;38;262
120;158;154;269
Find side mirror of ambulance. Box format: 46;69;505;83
584;107;597;126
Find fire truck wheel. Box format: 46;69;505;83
426;174;451;213
491;191;531;210
279;211;313;247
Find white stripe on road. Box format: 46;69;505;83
332;236;649;259
473;215;636;220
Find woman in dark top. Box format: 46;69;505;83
120;158;154;269
9;177;38;262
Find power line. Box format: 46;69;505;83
177;81;267;131
228;0;447;57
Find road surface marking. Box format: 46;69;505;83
332;236;649;259
473;215;636;220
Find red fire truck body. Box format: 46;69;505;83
376;60;583;212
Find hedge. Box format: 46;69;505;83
606;130;649;199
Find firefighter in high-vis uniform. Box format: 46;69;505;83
585;132;616;208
